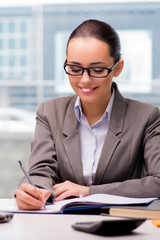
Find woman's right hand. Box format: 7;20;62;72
15;183;51;210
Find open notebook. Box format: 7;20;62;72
0;194;158;214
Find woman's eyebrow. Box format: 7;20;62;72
90;62;106;66
68;61;106;66
68;61;81;65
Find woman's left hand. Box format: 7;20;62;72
53;180;89;201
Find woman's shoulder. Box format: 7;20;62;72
114;82;160;116
40;95;76;109
36;95;77;123
125;97;160;120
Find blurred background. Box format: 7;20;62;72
0;0;160;198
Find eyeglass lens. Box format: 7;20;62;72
65;65;109;77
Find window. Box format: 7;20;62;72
9;39;15;49
0;22;3;32
20;38;27;49
8;56;15;66
0;56;3;66
118;30;152;93
8;71;15;79
20;55;27;66
20;21;27;33
0;39;3;49
8;21;15;33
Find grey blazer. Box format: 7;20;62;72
23;82;160;200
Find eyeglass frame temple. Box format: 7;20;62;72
108;58;120;74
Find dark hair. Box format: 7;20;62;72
67;19;121;63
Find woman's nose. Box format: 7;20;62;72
80;70;92;84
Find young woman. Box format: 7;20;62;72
15;19;160;210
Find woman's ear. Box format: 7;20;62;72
113;59;124;77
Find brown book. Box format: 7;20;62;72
102;200;160;219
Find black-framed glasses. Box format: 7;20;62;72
64;59;119;78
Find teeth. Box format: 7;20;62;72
82;88;92;92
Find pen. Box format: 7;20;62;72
18;160;36;187
18;161;46;209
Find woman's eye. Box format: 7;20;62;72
92;68;104;73
70;66;81;73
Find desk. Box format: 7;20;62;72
0;214;160;240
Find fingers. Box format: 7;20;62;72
15;184;51;210
53;181;73;200
53;181;89;201
54;191;71;201
39;188;51;202
53;182;67;198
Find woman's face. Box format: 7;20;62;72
66;37;123;108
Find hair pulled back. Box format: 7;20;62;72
67;19;121;63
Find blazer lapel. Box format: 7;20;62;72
62;96;85;185
94;83;127;184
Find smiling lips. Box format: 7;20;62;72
80;87;97;93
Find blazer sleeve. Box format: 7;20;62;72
89;106;160;198
19;102;59;202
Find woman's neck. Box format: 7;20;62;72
81;97;110;126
